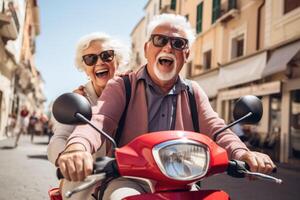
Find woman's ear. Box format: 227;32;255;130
83;68;89;78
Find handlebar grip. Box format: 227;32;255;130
228;160;277;178
55;157;118;180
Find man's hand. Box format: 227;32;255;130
240;151;276;174
57;144;93;182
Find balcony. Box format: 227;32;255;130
159;5;176;14
217;0;239;24
0;14;19;41
32;6;40;35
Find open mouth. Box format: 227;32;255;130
158;57;174;67
95;69;109;78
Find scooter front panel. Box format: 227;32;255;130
123;190;230;200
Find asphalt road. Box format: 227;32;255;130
0;135;58;200
0;134;299;200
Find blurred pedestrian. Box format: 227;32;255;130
5;113;17;137
28;111;38;143
14;106;29;147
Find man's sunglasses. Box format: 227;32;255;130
150;34;188;50
82;50;114;66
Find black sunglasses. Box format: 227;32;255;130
150;34;188;50
82;50;114;66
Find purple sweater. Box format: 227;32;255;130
67;67;249;160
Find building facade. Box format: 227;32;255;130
0;0;44;138
130;0;300;165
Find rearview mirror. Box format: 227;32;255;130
233;95;263;124
52;93;92;125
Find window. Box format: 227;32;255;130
8;2;20;31
186;61;192;77
284;0;300;14
136;52;141;66
0;91;2;131
228;0;237;10
212;0;221;24
231;35;244;59
33;0;38;7
170;0;176;10
203;50;212;70
196;2;203;34
290;90;300;159
185;14;189;21
159;0;162;9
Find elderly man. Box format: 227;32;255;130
57;14;275;199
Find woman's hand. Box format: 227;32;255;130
73;85;86;97
240;151;276;174
57;144;93;182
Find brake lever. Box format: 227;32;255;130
242;170;282;184
227;160;282;184
65;173;106;198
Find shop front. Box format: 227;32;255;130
218;81;282;161
281;78;300;165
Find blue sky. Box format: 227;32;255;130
35;0;147;108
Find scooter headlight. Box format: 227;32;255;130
152;139;209;181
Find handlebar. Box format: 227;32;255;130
56;157;119;198
56;156;119;180
227;160;282;184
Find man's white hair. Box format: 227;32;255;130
75;32;130;71
146;14;196;48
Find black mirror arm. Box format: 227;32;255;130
75;113;117;151
213;112;253;141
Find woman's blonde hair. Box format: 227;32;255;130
74;32;130;71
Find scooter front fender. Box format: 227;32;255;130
123;190;230;200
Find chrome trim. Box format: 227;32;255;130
152;138;210;181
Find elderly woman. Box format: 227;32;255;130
47;32;129;200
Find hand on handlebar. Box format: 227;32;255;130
240;151;276;175
57;144;93;182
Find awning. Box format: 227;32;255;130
262;40;300;77
218;51;267;89
193;70;219;98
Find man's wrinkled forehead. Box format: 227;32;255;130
151;23;187;38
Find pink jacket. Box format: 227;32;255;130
67;68;249;160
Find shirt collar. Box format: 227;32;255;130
137;65;188;95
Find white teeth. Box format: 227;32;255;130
159;56;174;62
95;69;109;77
96;69;109;73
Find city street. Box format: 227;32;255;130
0;135;57;200
201;163;299;200
0;135;299;200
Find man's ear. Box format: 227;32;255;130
144;42;149;59
184;49;190;62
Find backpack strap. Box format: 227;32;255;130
115;75;131;147
186;80;202;188
186;80;200;133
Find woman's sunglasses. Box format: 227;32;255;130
82;50;114;66
150;34;188;50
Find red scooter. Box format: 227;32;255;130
52;93;282;200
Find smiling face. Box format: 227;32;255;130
82;40;117;95
144;23;190;89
